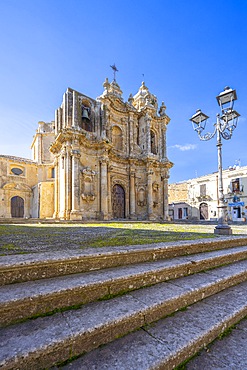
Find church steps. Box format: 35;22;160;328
0;247;247;327
185;317;247;369
0;261;246;370
60;282;247;370
1;236;247;285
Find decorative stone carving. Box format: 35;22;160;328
152;182;159;192
2;182;32;192
137;185;147;206
0;78;173;220
81;167;96;202
111;177;127;190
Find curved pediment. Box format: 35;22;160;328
2;182;32;192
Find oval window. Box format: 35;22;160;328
11;168;23;175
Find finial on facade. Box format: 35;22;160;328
103;77;110;92
159;101;167;116
140;81;148;91
110;63;119;82
128;93;134;105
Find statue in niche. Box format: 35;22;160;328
137;186;146;206
81;167;96;202
152;182;159;208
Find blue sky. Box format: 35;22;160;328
0;0;246;183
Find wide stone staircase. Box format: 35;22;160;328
0;236;247;369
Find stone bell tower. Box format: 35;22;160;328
49;77;173;221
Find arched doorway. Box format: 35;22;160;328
199;202;208;220
112;184;125;219
11;196;24;218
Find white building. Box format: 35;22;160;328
169;165;247;222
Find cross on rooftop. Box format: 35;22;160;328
110;63;119;81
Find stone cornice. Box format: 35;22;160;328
49;129;112;154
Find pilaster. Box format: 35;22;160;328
145;113;151;154
70;149;82;220
100;156;109;220
147;168;154;220
162;173;169;220
129;169;136;219
53;156;59;219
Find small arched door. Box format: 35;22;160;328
199;202;208;220
112;184;125;219
11;196;24;218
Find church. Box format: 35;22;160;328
0;76;173;220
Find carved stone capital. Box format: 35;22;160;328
99;156;109;164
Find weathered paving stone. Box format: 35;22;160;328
1;236;247;285
0;294;148;369
61;282;247;370
1;248;246;326
186;318;247;369
0;312;73;370
62;328;167;370
0;237;246;369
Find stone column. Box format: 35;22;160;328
147;168;153;219
72;90;78;128
129;113;134;155
100;157;108;219
65;144;72;220
102;108;109;139
70;150;82;220
145;114;151;154
162;127;167;159
162;174;169;220
59;151;67;219
129;170;136;219
53;156;59;219
107;168;112;219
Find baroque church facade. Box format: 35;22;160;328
0;78;173;220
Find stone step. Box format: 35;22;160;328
60;282;247;370
1;246;247;326
1;236;247;285
186;317;247;369
0;261;246;369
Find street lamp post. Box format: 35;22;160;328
190;87;240;235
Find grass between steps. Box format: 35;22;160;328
1;222;246;255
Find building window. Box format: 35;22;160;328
51;168;55;178
11;167;23;176
150;130;157;154
200;184;206;196
232;178;240;192
112;126;123;150
183;207;188;218
137;126;139;146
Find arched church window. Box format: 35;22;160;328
150;130;157;154
112;126;123;150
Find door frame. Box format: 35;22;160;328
11;196;24;218
112;184;125;219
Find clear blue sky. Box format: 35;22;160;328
0;0;246;183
